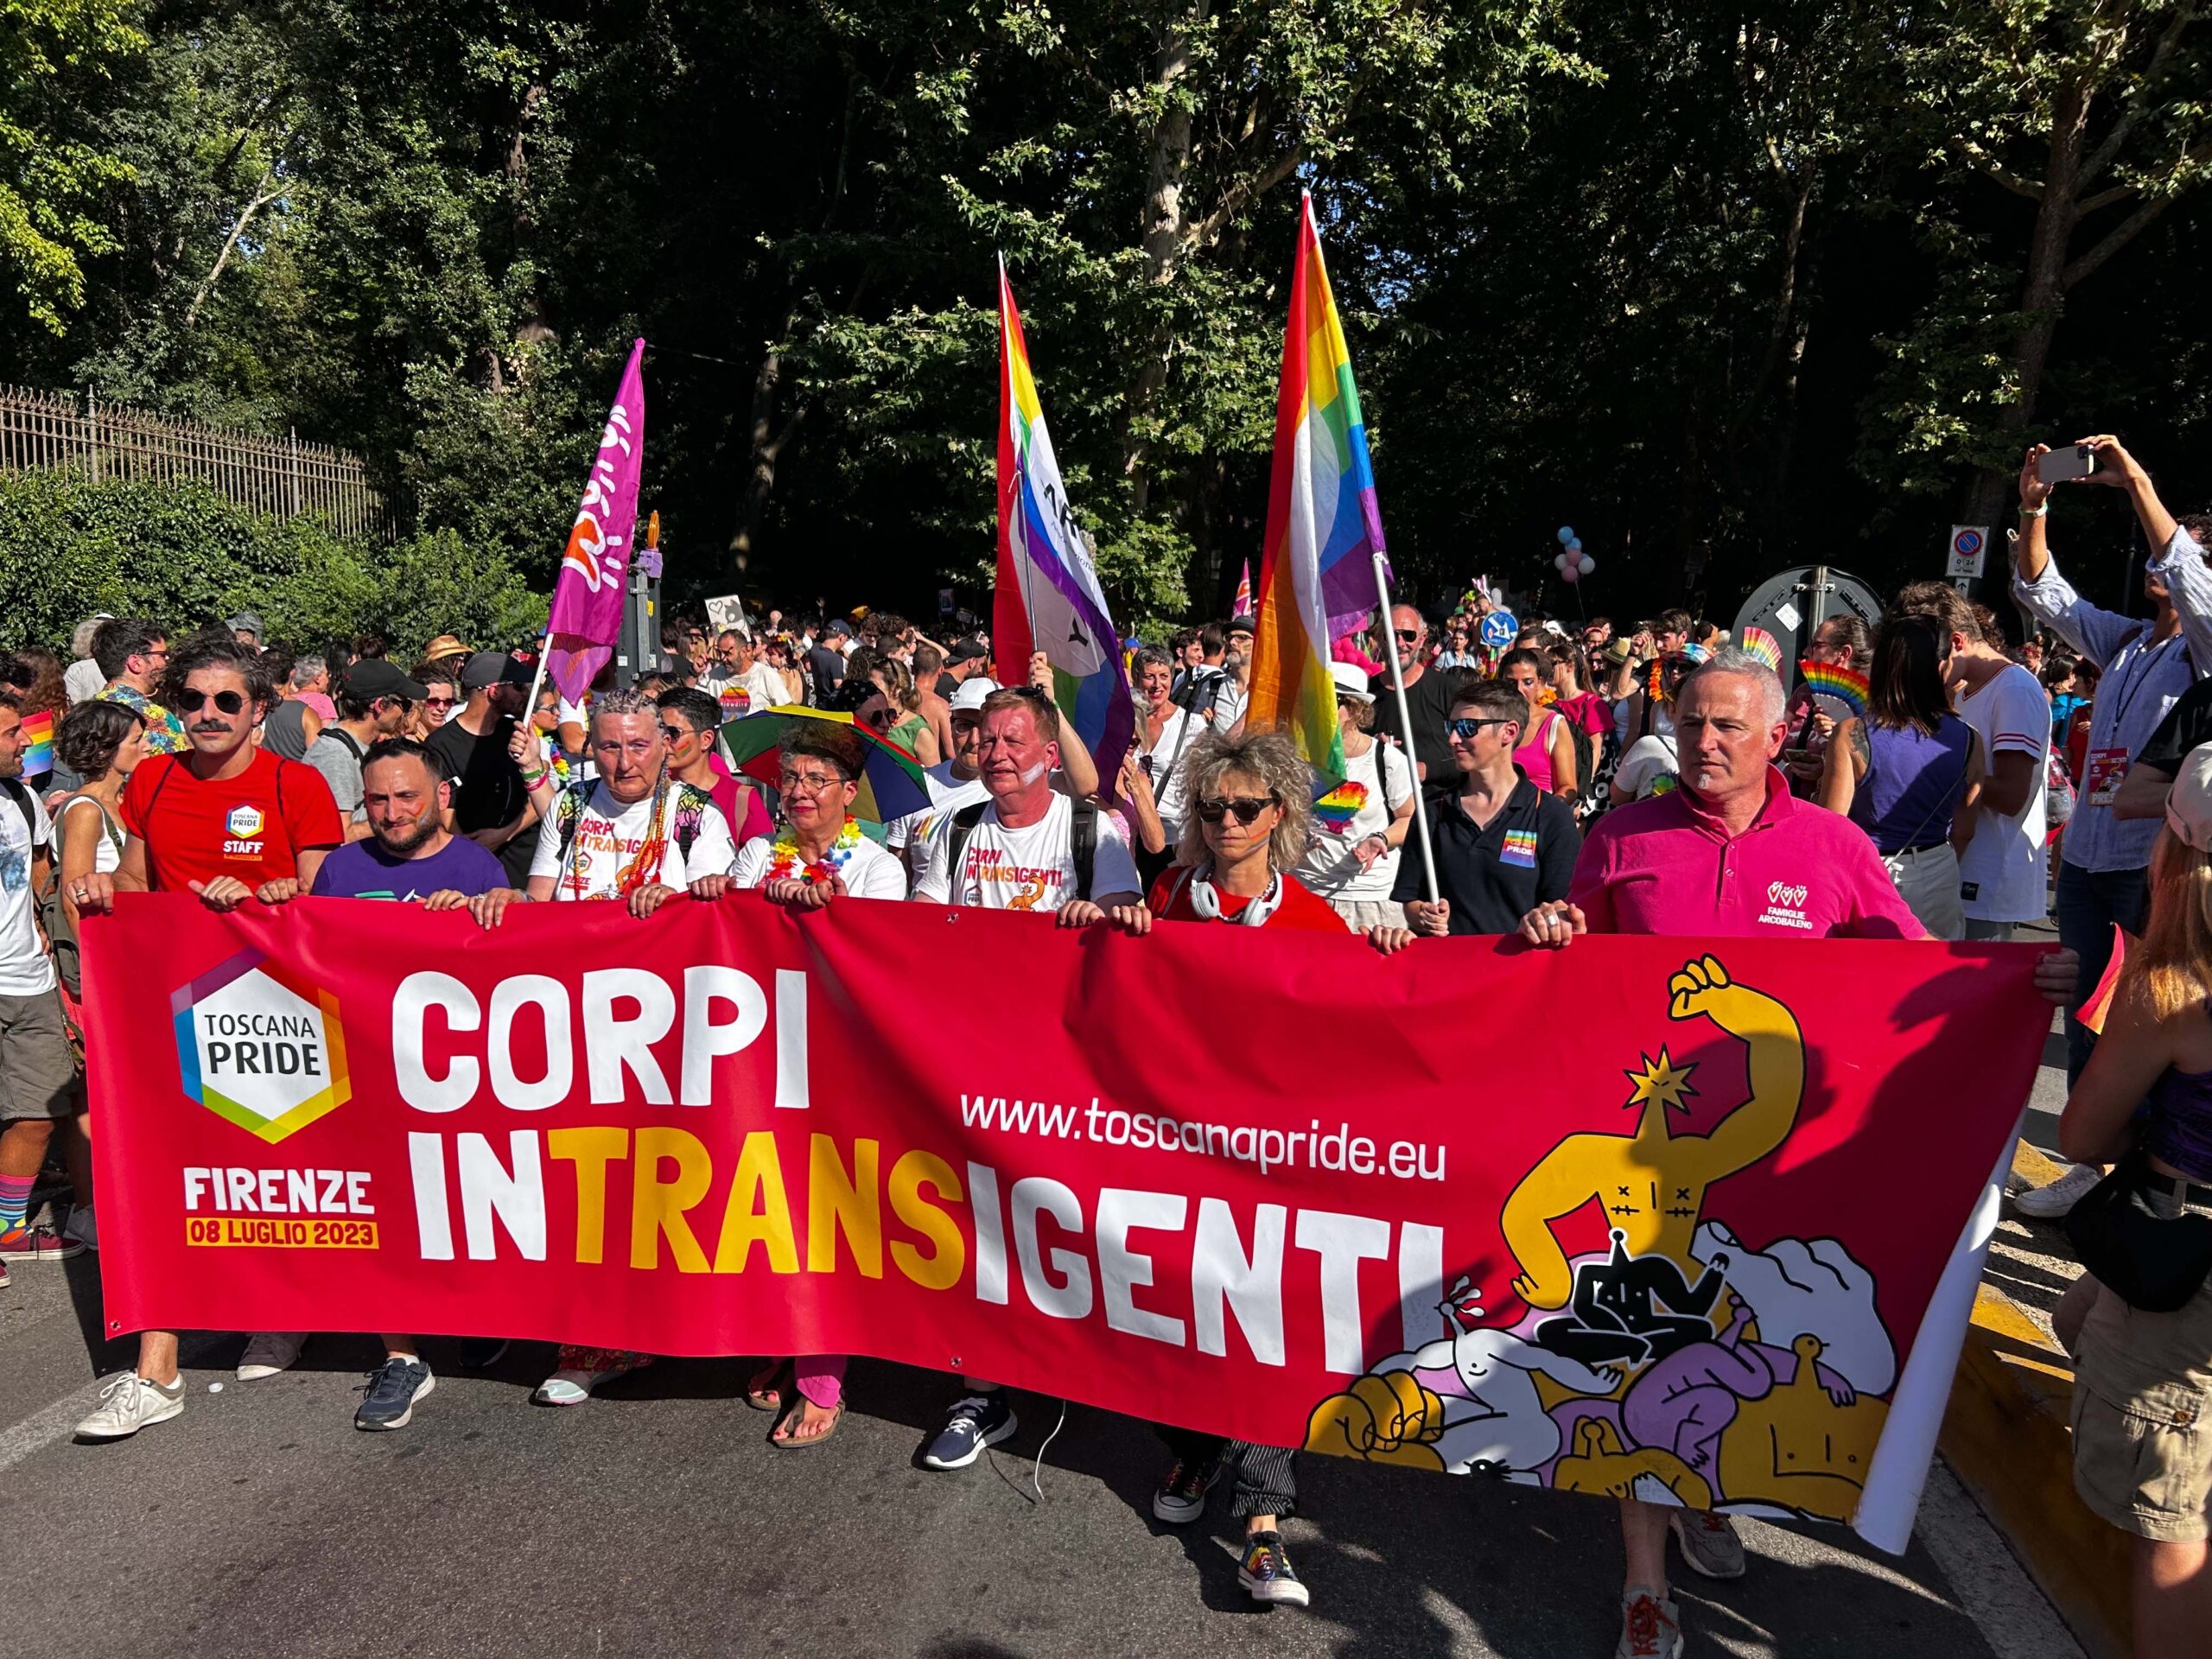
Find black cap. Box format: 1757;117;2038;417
1226;613;1255;636
948;636;988;664
344;659;428;702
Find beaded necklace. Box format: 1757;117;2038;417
764;816;862;885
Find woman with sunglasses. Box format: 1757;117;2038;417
722;724;906;1449
867;658;940;765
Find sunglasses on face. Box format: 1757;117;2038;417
1197;795;1275;825
175;689;247;715
1446;716;1512;741
658;723;694;744
1394;628;1421;644
424;695;456;709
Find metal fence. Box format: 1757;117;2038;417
0;383;387;538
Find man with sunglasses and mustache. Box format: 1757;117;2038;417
72;632;344;1440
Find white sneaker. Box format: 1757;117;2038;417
63;1205;97;1252
76;1372;186;1440
2014;1162;2103;1218
237;1331;307;1380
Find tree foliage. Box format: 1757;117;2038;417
3;0;2207;630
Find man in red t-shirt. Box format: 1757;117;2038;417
73;632;343;1442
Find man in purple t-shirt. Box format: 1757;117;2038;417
255;735;507;1433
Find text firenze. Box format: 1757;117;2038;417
389;967;1445;1370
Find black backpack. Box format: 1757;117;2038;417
944;798;1098;904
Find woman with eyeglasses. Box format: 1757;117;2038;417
1294;662;1417;928
722;724;906;1449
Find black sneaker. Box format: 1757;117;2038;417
1152;1456;1217;1524
1238;1530;1309;1608
920;1391;1017;1470
355;1357;435;1430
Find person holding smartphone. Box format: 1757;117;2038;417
2012;437;2212;1217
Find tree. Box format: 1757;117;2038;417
0;0;145;333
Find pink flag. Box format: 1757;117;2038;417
1234;559;1253;619
544;338;646;704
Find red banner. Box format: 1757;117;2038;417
86;895;2047;1548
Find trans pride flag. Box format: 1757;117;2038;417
1248;194;1390;783
995;262;1134;781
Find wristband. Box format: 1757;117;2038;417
2021;500;2049;518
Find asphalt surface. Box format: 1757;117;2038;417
7;1271;2081;1659
6;921;2092;1656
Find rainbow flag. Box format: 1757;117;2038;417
994;261;1134;782
17;709;53;778
1249;194;1391;785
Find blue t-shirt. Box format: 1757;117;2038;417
309;835;509;901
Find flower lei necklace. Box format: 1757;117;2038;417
765;816;862;885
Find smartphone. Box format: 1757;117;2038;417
2037;443;2098;485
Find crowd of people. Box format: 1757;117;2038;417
0;435;2207;1656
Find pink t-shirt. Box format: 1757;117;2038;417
1570;766;1926;940
707;753;774;845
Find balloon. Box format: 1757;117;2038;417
1557;525;1575;544
1560;565;1580;583
1567;538;1583;552
1554;553;1569;571
1578;555;1595;575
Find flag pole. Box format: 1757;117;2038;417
1372;550;1440;908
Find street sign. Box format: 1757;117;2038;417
1479;611;1517;649
1947;525;1988;580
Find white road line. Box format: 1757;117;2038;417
0;1338;221;1475
1916;1459;2087;1659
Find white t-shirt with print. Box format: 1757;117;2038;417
0;785;56;995
885;764;991;858
731;828;909;899
529;784;736;899
1294;740;1414;899
1611;734;1680;803
912;792;1140;912
1958;662;2051;923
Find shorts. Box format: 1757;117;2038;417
0;988;82;1122
2071;1275;2212;1542
1961;918;2017;943
1327;897;1407;931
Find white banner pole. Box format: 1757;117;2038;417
1372;550;1440;908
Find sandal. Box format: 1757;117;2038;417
770;1398;844;1449
745;1360;789;1412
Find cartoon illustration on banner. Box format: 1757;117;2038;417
1306;954;1894;1526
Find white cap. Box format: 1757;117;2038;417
2168;743;2212;850
950;677;1000;714
1329;660;1375;703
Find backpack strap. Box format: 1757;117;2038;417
945;801;989;906
328;727;366;761
1071;798;1098;901
0;777;34;842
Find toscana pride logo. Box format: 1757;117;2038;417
171;948;353;1143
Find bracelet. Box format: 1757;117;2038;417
520;766;548;785
2021;501;2049;518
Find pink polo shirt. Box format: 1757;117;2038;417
1570;766;1926;939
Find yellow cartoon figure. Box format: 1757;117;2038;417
1503;956;1805;1312
1552;1418;1714;1511
1716;1334;1887;1521
1306;1370;1449;1471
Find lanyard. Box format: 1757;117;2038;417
2105;632;2182;738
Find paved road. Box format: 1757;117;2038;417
6;1263;2081;1659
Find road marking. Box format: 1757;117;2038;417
0;1338;221;1475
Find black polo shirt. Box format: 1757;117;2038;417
1390;773;1582;934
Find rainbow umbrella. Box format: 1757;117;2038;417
716;705;932;823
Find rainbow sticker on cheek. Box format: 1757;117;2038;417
1313;779;1370;834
